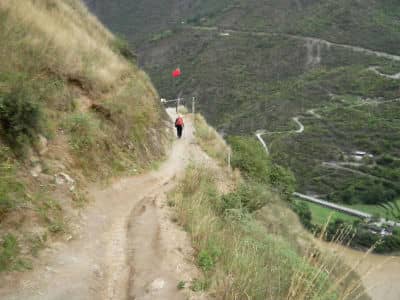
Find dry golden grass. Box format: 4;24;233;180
0;0;168;178
194;114;231;166
1;0;132;91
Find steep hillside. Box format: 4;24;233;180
85;0;400;210
173;115;370;299
0;0;168;272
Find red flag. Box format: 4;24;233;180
172;68;181;78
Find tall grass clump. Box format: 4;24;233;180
0;0;128;91
64;113;100;154
170;165;368;299
194;114;231;165
0;147;26;217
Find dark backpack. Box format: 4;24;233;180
175;117;183;126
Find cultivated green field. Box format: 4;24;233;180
294;199;358;226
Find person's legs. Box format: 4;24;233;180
177;125;183;138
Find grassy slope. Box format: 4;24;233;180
193;114;231;165
170;131;369;299
0;0;168;272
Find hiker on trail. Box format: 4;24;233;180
175;115;184;138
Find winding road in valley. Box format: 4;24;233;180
368;66;400;79
189;26;400;62
256;117;304;154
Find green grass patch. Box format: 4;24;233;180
344;199;400;219
194;114;230;166
0;234;31;272
0;147;26;216
294;199;358;226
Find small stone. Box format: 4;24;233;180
46;266;55;273
55;173;75;188
30;164;42;177
38;135;48;155
148;278;166;292
55;175;65;185
30;155;40;164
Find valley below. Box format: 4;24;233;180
318;240;400;300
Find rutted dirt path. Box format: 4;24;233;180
0;109;206;300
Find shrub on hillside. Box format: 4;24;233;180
227;135;296;198
227;136;270;183
0;84;42;152
111;35;137;62
291;201;313;230
269;163;296;197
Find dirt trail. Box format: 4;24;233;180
368;66;400;79
0;109;206;300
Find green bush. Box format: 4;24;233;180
111;35;137;62
291;201;313;230
197;250;215;272
227;136;296;198
0;83;42;151
227;136;270;184
269;164;296;197
376;233;400;253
